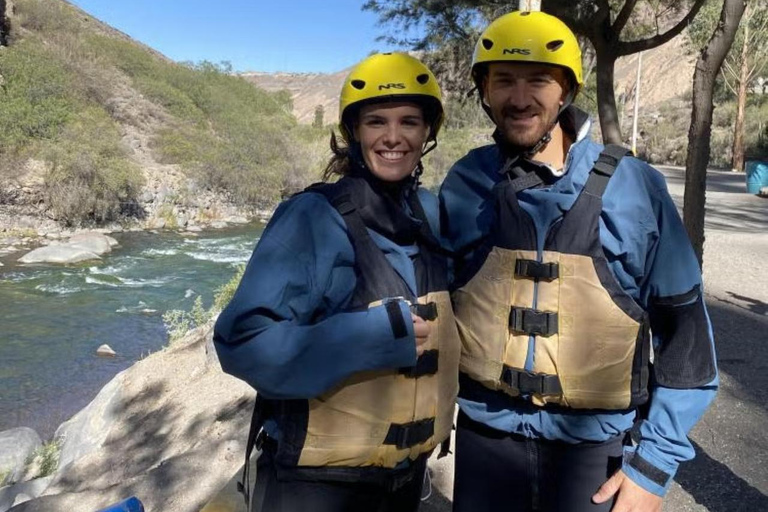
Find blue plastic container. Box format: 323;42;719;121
95;497;144;512
745;160;768;194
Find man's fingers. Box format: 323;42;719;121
592;470;624;504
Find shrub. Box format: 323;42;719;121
43;108;144;225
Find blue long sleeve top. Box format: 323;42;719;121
438;118;718;496
214;186;441;411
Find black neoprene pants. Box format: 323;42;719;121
453;410;626;512
250;444;427;512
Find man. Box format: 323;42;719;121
439;11;718;512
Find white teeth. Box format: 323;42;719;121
380;151;406;160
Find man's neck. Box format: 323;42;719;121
533;122;571;171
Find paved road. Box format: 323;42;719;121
421;167;768;512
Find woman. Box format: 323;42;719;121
213;52;460;512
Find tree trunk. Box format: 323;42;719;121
731;22;749;172
0;0;9;46
595;47;623;144
684;0;746;268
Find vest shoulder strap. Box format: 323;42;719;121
306;182;412;305
584;144;632;197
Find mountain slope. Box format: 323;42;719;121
0;0;324;234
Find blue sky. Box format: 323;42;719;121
69;0;405;73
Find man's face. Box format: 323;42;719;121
482;62;569;149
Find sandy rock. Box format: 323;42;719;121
210;221;227;229
18;246;101;264
54;373;125;473
0;428;42;485
0;475;55;512
67;233;113;256
96;345;116;358
13;322;254;512
224;216;248;224
185;226;203;233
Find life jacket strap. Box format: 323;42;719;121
238;395;269;506
501;366;563;396
383;417;435;449
515;259;559;280
509;307;559;336
399;349;439;378
411;301;438;321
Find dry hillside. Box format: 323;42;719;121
243;36;695;127
242;68;349;125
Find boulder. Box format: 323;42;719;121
0;475;55;512
0;428;42;484
210;221;227;229
96;345;116;358
54;374;125;472
18;246;101;265
67;233;113;256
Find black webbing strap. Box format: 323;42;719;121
509;171;544;192
385;300;409;339
399;349;439;378
584;144;631;197
509;307;558;336
238;395;268;506
405;190;453;257
411;301;438;321
515;259;559;280
383;418;435;449
501;366;563;395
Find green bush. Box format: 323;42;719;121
43;108;144;225
213;264;246;312
0;41;76;156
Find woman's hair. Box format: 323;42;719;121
322;131;355;182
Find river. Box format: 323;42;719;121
0;223;264;439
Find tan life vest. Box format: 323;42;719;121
454;146;651;410
270;177;460;470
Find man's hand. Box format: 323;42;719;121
592;470;663;512
412;313;431;356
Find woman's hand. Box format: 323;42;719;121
412;313;431;356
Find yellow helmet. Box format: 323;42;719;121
471;11;583;96
339;52;443;143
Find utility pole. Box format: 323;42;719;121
631;52;643;155
518;0;542;10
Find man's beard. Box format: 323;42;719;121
496;106;557;150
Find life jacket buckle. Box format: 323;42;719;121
509;307;558;336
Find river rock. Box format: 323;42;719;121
54;373;125;473
18;246;101;265
67;233;113;256
96;344;116;358
0;475;55;512
224;215;248;224
210;221;227;229
185;226;203;232
0;427;42;485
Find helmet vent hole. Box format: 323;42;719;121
482;38;494;50
383;52;392;55
546;40;564;52
521;11;531;16
351;79;366;90
416;73;430;85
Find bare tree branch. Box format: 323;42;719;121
619;0;708;55
612;0;638;35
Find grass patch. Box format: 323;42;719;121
162;264;246;345
25;438;62;479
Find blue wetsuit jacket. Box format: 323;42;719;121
439;110;718;496
214;185;442;440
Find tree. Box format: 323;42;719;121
689;0;768;172
313;104;325;129
684;0;746;267
364;0;708;143
1;0;9;46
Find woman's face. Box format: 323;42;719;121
353;102;429;182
